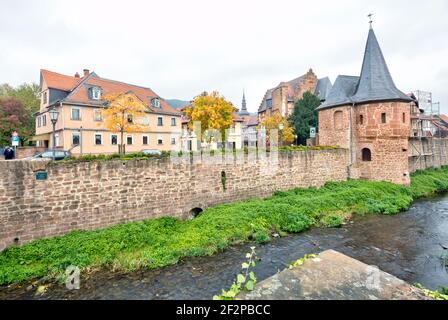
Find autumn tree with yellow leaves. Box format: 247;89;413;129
258;112;294;146
184;91;235;148
103;92;148;154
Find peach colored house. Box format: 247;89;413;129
34;69;182;155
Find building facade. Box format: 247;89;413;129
258;69;332;121
34;69;182;155
180;110;243;151
237;92;258;147
317;26;413;185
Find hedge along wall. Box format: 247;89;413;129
0;149;349;251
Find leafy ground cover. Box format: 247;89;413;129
1;167;448;285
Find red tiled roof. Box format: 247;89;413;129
243;115;258;126
232;113;244;122
41;69;81;91
439;114;448;125
432;120;448;131
41;69;180;115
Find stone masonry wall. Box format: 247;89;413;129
409;138;448;172
0;149;349;251
318;105;351;149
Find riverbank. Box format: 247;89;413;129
1;167;448;286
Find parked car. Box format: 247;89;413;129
24;150;70;161
141;149;162;156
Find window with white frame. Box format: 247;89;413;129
171;136;176;145
42;115;47;126
157;117;163;126
37;116;41;127
43;91;48;104
171;117;176;126
94;109;103;121
71;107;81;120
91;87;101;100
127;135;133;145
72;132;80;146
142;135;148;145
157;136;163;145
111;134;118;145
152;98;161;108
94;133;102;145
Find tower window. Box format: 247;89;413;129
402;113;406;123
381;113;387;123
359;115;364;125
362;148;372;162
334;111;343;130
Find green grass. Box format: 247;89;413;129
1;167;448;286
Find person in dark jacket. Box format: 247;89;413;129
3;146;15;160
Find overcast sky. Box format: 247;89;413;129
1;0;447;113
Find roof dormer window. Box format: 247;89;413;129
151;98;161;108
90;87;101;100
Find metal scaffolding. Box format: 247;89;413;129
409;90;445;171
412;90;441;116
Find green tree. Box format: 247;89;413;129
0;83;13;96
6;83;40;112
0;83;40;145
288;92;321;145
0;97;33;145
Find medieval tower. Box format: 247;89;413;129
317;24;413;185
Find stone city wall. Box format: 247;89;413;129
0;149;349;250
409;137;448;172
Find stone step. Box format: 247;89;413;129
238;250;429;300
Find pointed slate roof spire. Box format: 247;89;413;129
351;27;412;104
242;91;247;110
239;90;250;116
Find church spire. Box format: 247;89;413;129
239;90;250;116
242;90;247;111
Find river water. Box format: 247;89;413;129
1;195;448;300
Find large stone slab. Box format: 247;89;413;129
239;250;428;300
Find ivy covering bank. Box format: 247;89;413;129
1;167;448;285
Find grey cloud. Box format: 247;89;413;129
0;0;447;114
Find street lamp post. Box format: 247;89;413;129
279;123;284;147
79;126;83;156
49;107;59;161
294;134;298;146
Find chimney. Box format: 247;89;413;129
83;69;90;77
74;72;80;78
